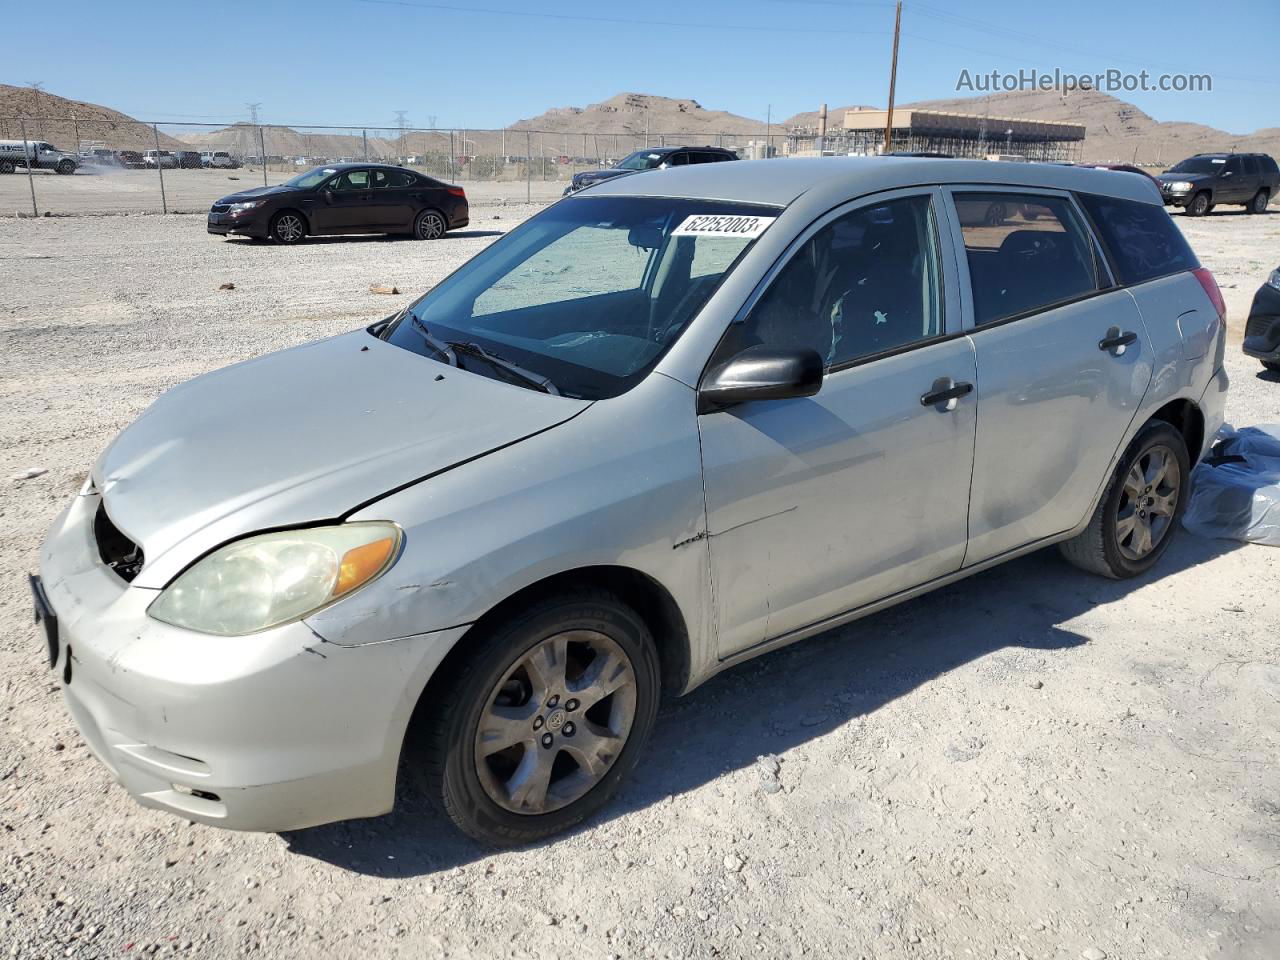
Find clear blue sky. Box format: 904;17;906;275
3;0;1276;133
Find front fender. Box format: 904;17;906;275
309;373;715;684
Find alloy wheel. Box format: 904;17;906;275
473;630;637;815
275;214;304;243
1116;444;1180;561
418;212;445;240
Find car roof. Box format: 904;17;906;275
583;156;1163;207
309;161;414;171
626;145;733;155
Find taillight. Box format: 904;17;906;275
447;186;466;198
1192;267;1226;321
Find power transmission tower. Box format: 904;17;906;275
394;110;409;157
246;102;262;125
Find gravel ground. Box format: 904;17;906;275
0;168;567;217
1;208;1278;960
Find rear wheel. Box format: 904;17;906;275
269;211;306;244
411;589;660;845
1249;189;1269;214
1059;421;1190;579
1185;192;1211;216
414;209;447;240
0;159;14;174
55;159;75;175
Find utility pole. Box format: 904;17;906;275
765;104;772;158
883;0;902;155
394;110;409;160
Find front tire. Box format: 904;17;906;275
0;159;14;174
410;589;660;846
413;209;447;240
269;211;306;244
1059;421;1190;579
56;159;75;175
1185;192;1211;217
1249;190;1269;214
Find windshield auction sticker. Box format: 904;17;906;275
671;214;776;239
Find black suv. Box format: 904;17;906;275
207;163;468;244
1157;152;1279;216
563;145;738;195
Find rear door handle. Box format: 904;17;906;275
1098;328;1138;354
921;377;973;410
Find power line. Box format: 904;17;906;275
357;0;890;34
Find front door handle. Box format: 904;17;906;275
921;377;973;410
1099;327;1138;354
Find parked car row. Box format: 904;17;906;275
71;148;242;170
207;162;468;243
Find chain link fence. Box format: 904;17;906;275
0;116;784;218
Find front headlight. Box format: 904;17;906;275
227;200;266;214
1168;181;1193;192
148;522;402;636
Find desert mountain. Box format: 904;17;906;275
0;84;190;150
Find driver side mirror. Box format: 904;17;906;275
322;189;335;203
698;344;824;414
1221;170;1233;177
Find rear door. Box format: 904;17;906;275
1220;156;1248;203
944;188;1153;565
369;168;419;228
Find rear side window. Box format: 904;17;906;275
373;169;416;188
954;193;1100;326
1243;157;1260;176
1077;193;1198;286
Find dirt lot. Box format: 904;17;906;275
0;168;567;217
1;208;1278;960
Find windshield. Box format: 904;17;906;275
1166;157;1225;175
285;166;339;188
381;196;779;400
615;150;667;171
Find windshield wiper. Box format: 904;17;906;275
445;340;560;395
400;312;457;366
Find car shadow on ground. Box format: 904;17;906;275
1256;367;1280;383
281;531;1238;877
223;230;504;247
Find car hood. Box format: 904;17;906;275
215;184;297;204
96;331;590;588
573;169;635;186
1158;172;1212;184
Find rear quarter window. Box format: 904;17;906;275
1078;193;1199;286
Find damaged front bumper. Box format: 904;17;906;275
37;490;464;832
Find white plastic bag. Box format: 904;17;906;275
1182;424;1280;546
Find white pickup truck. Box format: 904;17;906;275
0;139;78;175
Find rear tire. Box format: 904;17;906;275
0;159;14;174
56;159;75;175
269;211;306;244
1059;421;1190;579
1185;192;1211;216
413;209;447;240
409;589;660;846
1249;189;1269;214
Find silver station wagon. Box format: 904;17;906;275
33;158;1228;845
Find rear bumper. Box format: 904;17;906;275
39;491;463;832
1242;298;1280;361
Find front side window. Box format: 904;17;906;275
382;196;778;399
720;194;942;368
330;170;370;191
955;192;1099;326
1224;156;1245;176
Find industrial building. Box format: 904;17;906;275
841;108;1086;161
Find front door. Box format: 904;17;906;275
312;168;373;232
698;190;978;658
944;189;1154;565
